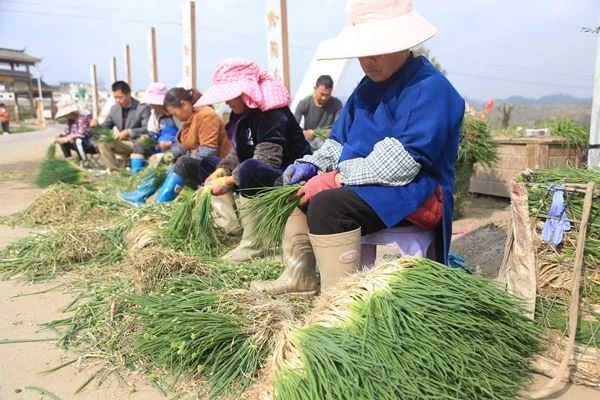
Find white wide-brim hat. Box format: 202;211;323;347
318;0;437;60
55;100;79;119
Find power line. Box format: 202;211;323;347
1;6;316;53
193;24;316;52
443;57;593;79
0;7;180;25
449;71;592;91
1;0;180;16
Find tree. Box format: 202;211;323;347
497;103;514;129
581;26;600;34
412;47;446;75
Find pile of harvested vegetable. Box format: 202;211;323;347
517;166;600;386
0;164;546;398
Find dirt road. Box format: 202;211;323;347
0;129;597;400
0;128;165;400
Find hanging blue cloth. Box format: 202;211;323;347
447;253;476;274
541;184;571;246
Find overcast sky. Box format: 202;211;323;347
1;0;598;102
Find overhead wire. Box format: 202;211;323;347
1;3;593;92
447;71;591;91
0;7;180;25
1;0;180;16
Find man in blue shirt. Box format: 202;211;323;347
252;0;465;297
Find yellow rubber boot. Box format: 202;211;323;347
251;207;318;297
211;192;242;236
309;227;361;291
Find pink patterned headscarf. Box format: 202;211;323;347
194;58;290;112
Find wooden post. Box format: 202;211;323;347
588;20;600;167
90;64;100;120
110;56;117;83
265;0;290;92
124;44;132;88
280;0;290;92
26;64;34;110
181;1;197;89
13;98;20;122
148;27;159;83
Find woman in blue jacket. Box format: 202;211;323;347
252;0;466;297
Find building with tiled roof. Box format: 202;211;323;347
0;48;56;120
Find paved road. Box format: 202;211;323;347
0;125;62;173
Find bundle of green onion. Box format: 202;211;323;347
6;183;124;227
455;113;499;218
134;163;169;189
91;126;116;144
517;166;600;348
163;187;230;256
136;135;159;153
312;126;332;141
457;114;498;169
133;281;294;397
239;184;301;251
35;144;83;188
544;118;589;152
0;224;126;282
271;257;540;400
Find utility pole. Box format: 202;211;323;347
148;27;158;83
182;1;197;90
265;0;290;92
589;20;600;168
110;56;117;83
124;44;132;88
36;68;45;129
90;64;100;120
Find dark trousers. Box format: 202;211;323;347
306;188;390;235
173;155;220;187
59;138;97;161
237;159;283;197
174;157;283;196
1;121;9;132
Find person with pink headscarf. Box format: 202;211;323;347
196;57;311;262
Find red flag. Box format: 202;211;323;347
480;98;495;121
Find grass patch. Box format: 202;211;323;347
0;171;36;182
6;125;37;134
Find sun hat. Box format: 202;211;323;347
318;0;437;60
194;58;290;112
143;82;169;105
55;100;80;119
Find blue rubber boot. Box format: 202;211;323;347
130;154;146;174
154;170;186;204
117;176;159;207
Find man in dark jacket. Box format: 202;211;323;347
96;81;151;172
